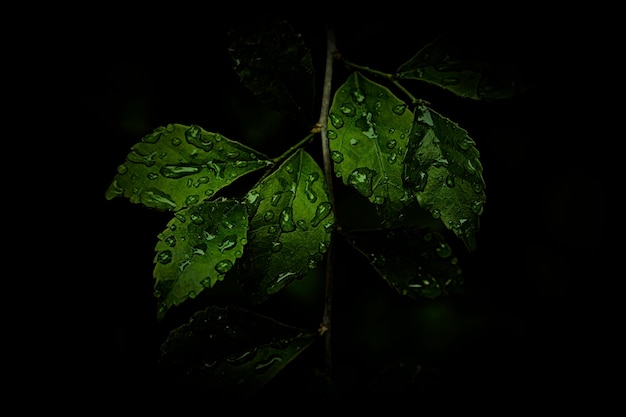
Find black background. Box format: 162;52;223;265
29;5;612;411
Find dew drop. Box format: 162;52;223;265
331;150;344;163
347;167;376;198
329;112;344;129
218;235;237;252
351;89;366;104
311;202;332;227
339;102;356;117
171;137;181;146
185;125;214;152
436;242;452;258
392;103;407;115
464;158;477;175
386;139;397;149
164;236;176;247
116;164;128;175
214;259;233;274
142;129;163;143
271;241;282;252
279;207;296;232
304;172;319;202
200;278;212;288
185;195;200;206
160;164;201;179
297;219;308;231
263;210;275;221
445;174;455;188
458;136;476;150
327;130;338;140
349;138;359;146
157;250;173;264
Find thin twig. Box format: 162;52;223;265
318;25;337;378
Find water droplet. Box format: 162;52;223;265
200;278;212;288
142;129;163;143
311;202;332;227
218;235;237;252
140;189;177;210
386;139;397;149
431;208;441;219
214;259;233;274
458;136;476;150
147;172;158;180
331;151;344;163
339;102;356;117
329;112;344;128
436;242;452;258
304;172;319;202
271;241;282;252
171;137;181;146
392;104;407;115
127;149;156;167
464;158;477;175
188;290;197;299
185;125;214;152
279;207;296;232
471;200;484;214
164;236;176;247
160;164;201;179
351;89;366;104
117;164;128;175
153;289;161;298
254;355;283;374
226;151;240;159
263;210;275;221
185;195;200;206
347;167;376;197
445;174;455;188
327;130;338;140
270;192;283;207
190;213;204;224
349;138;359;146
157;250;173;264
297;219;308;231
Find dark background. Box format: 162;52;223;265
34;5;611;410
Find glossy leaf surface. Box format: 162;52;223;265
403;104;486;251
346;227;464;299
328;72;414;225
153;198;249;319
105;124;270;212
239;149;334;303
159;305;317;392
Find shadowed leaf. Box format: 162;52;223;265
346;226;464;299
159;305;317;393
105;123;271;211
153;198;249;320
238;149;334;304
403;104;486;251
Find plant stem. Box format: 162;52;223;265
319;25;337;379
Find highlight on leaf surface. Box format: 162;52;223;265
227;13;315;123
238;149;334;304
396;34;522;101
328;72;415;226
153;198;249;320
403;104;486;251
105;124;271;212
346;227;464;299
159;305;317;392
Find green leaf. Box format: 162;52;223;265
228;14;315;123
403;104;486;251
105;124;271;212
238;149;334;304
346;227;464;299
328;72;415;225
159;304;317;393
153;197;249;320
396;35;521;100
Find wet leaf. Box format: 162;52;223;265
159;304;317;393
346;227;464;299
403;104;486;251
238;149;334;304
328;72;414;225
228;14;315;123
153;198;249;320
396;34;523;101
105;123;271;212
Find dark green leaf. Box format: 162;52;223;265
238;149;334;304
228;14;315;123
105;124;271;212
159;305;317;393
153;198;249;320
403;104;486;251
328;72;415;225
396;35;521;100
346;227;464;299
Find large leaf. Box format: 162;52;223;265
346;227;464;299
396;35;521;101
403;104;486;251
228;14;315;123
153;198;249;319
105;123;271;211
238;149;334;304
328;72;415;225
159;305;317;393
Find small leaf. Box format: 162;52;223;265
396;34;523;100
153;197;249;319
228;14;315;123
328;72;415;225
238;149;334;304
105;124;271;211
159;305;317;393
346;227;464;299
403;104;486;251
